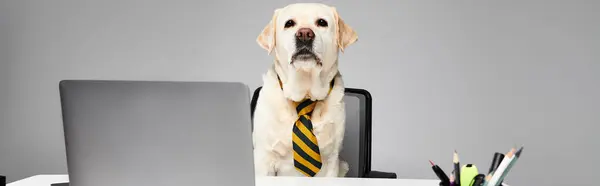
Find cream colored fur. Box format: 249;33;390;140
252;3;357;177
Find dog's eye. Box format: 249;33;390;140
316;19;328;27
284;20;295;28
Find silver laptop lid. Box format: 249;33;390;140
59;80;255;186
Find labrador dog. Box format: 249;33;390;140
252;3;358;177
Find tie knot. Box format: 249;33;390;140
296;99;316;116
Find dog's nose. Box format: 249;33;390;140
296;28;315;42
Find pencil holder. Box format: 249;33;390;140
441;181;509;186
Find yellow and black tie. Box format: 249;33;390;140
276;75;335;177
292;99;322;177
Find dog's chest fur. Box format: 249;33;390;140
253;67;346;176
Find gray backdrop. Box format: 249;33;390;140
1;0;599;185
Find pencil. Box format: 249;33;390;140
450;173;456;186
486;148;516;186
482;174;493;186
492;146;524;186
453;150;460;186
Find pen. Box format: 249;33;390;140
486;148;517;186
430;160;450;186
488;152;505;174
453;150;461;186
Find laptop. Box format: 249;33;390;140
58;80;255;186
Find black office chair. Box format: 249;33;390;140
250;87;397;178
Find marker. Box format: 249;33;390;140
488;152;505;174
460;164;479;186
430;160;450;185
471;174;485;186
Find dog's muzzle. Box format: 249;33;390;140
291;28;320;64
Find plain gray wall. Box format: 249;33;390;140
1;0;599;185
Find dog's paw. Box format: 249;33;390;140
338;160;349;177
253;149;277;176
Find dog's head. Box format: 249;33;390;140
257;3;357;73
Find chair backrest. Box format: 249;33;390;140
249;87;373;178
341;88;372;178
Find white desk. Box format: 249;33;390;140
9;174;443;186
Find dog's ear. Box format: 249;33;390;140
332;7;358;52
257;9;280;54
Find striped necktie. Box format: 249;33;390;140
277;75;335;177
292;99;322;176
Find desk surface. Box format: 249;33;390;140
8;175;444;186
